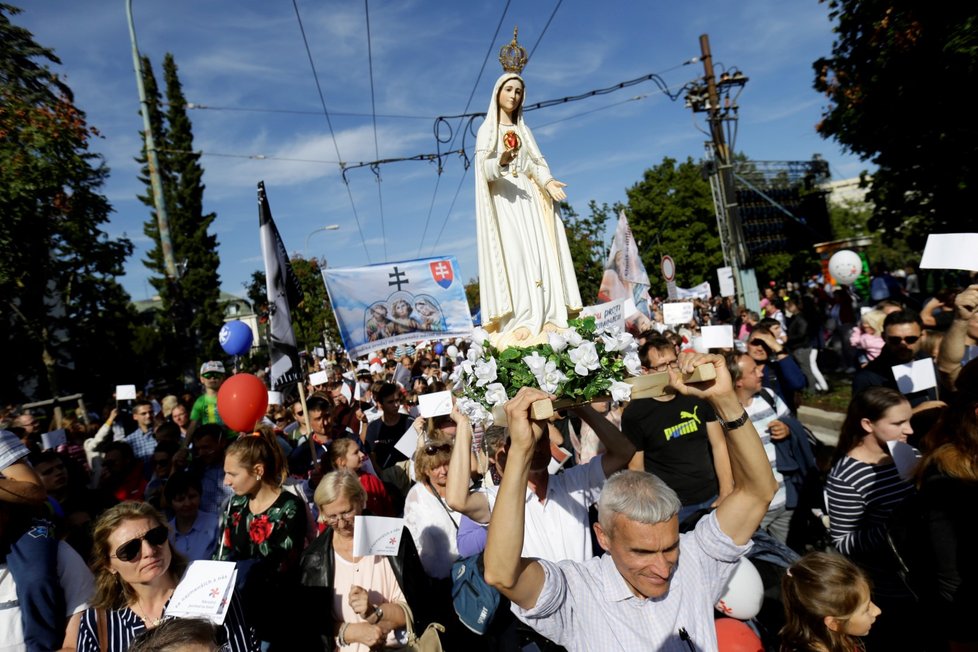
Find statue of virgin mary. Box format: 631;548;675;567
474;32;582;347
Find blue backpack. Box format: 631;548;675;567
451;553;501;635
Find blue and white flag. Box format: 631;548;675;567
323;257;473;358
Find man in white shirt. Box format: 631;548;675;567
727;351;793;543
484;353;777;652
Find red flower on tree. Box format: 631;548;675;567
248;515;273;544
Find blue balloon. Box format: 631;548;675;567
219;320;253;355
433;342;445;355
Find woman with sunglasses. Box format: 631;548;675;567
825;386;922;650
76;501;257;651
214;428;307;649
298;471;430;651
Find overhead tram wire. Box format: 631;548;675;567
177;103;431;120
415;0;512;259
363;0;387;261
526;0;563;63
292;0;372;263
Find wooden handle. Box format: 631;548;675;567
490;363;717;426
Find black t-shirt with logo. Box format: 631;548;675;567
366;413;411;469
621;394;719;505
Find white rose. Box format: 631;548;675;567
457;397;493;428
484;382;508;407
600;327;635;353
538;361;569;394
470;328;490;346
466;342;483;362
568;341;600;377
610;380;632;403
547;331;569;352
623;351;643;376
473;357;498;387
522;351;548;377
564;328;583;347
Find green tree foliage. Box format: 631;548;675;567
814;1;978;247
139;53;223;380
624;157;724;297
0;4;135;401
561;200;614;305
245;256;338;356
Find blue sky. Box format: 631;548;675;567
16;1;868;304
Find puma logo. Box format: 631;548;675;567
663;406;701;440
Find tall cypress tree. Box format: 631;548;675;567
139;53;223;382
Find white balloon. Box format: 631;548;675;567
715;557;764;620
828;249;863;285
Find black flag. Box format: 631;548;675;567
258;181;303;390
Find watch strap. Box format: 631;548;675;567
719;409;750;431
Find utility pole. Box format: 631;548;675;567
685;34;753;309
126;0;177;280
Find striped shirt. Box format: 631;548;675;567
743;390;789;512
514;511;751;651
825;455;915;557
76;592;257;651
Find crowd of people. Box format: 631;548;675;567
1;272;976;651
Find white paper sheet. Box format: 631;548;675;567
701;325;735;349
663;302;694;325
267;391;283;406
352;516;405;556
891;358;937;394
41;429;66;451
164;560;238;625
919;233;978;272
418;391;453;418
394;423;421;459
116;384;137;401
886;440;921;482
308;370;329;386
717;266;735;298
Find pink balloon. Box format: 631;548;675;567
217;373;268;432
715;617;763;652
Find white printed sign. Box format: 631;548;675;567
418;391;453;418
165;560;238;625
353;516;406;556
41;429;67;451
663;302;694;325
717;267;736;298
580;299;626;332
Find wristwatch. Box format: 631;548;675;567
369;606;384;624
719;410;750;431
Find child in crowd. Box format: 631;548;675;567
323;437;393;518
780;552;881;652
849;309;885;366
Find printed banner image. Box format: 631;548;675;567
323;257;473;358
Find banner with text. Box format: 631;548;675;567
323;257;473;358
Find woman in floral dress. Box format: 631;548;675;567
215;428;307;649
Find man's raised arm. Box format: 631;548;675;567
484;387;550;610
669;352;776;545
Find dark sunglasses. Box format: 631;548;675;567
886;335;920;346
112;525;169;562
424;443;453;456
202;373;224;379
748;339;768;347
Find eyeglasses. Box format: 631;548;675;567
202;373;224;380
650;361;679;373
748;339;767;347
886;335;920;346
322;509;355;525
424;442;453;456
112;525;169;562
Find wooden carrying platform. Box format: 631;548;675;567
490;363;716;426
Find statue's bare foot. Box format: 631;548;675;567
513;326;531;341
542;322;562;333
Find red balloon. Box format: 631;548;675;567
217;373;268;433
715;617;763;652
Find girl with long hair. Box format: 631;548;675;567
780;552;880;652
215;428;307;649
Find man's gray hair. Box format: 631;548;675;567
597;470;681;533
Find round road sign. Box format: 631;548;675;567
661;255;675;282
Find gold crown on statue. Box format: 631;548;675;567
498;26;528;74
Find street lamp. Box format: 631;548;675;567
304;224;340;258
